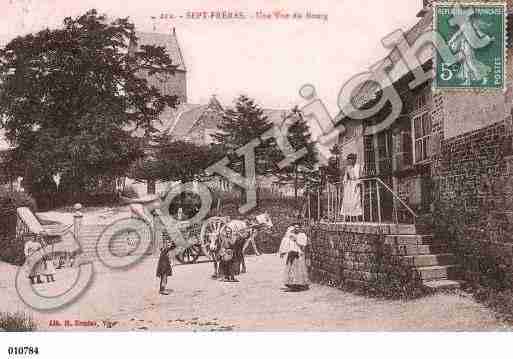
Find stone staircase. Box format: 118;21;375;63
76;223;155;262
384;232;464;291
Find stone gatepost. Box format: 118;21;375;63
73;203;83;241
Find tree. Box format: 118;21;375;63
212;95;278;176
132;135;223;184
212;95;280;205
275;106;318;200
0;9;178;201
130;135;224;217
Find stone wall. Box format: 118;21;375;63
432;118;513;288
307;223;422;290
433;121;510;204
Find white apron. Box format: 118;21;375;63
340;163;363;217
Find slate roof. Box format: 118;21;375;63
131;30;186;72
167;104;207;138
166;105;288;141
339;9;433;118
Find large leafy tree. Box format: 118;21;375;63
130;136;224;218
131;135;224;184
0;9;178;197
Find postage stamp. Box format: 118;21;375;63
434;2;507;90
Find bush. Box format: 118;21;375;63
0;190;37;265
471;286;513;324
0;189;37;210
0;238;25;266
0;311;37;331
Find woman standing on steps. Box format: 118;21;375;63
340;153;363;222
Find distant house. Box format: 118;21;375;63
167;96;224;145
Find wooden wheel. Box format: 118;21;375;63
200;216;229;259
174;243;202;264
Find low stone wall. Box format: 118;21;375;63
306;223;423;292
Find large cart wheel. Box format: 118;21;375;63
174;243;202;264
174;223;202;264
200;216;228;259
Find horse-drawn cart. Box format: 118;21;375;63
127;194;271;266
172;214;271;266
171;216;229;264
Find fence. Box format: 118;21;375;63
316;177;418;225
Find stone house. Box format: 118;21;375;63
335;0;513;223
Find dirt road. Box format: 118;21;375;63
1;254;510;331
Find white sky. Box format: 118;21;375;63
0;0;421;115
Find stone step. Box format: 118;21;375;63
392;244;448;256
402;253;455;267
422;279;465;291
385;224;433;235
415;265;460;281
324;223;432;235
384;234;433;246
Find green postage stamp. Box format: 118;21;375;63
434;2;507;91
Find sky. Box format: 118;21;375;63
0;0;421;116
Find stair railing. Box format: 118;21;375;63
323;177;418;224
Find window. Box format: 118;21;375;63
412;112;431;163
414;93;427;112
394;129;413;172
377;131;393;174
364;135;376;177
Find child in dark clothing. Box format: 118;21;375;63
156;240;176;295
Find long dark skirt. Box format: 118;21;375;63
156;252;173;278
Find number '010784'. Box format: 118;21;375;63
8;346;39;355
